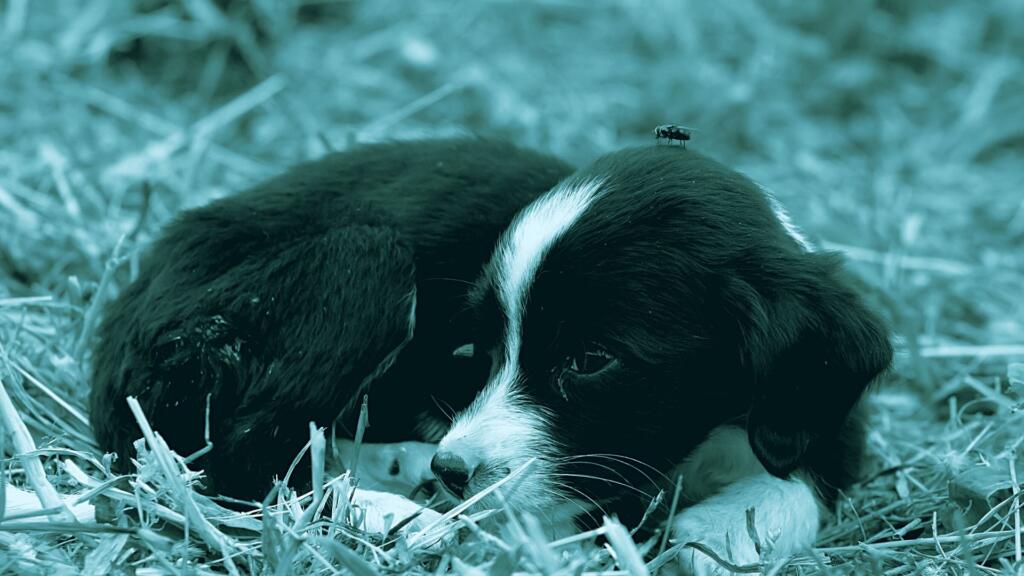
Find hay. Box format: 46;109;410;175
1;0;1023;573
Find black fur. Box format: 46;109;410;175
465;145;893;526
90;138;573;500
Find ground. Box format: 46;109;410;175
1;1;1023;574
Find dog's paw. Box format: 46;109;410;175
331;440;437;500
671;474;820;575
673;505;762;576
349;488;443;535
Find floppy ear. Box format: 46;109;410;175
727;252;893;477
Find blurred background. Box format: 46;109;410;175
1;0;1024;570
2;0;1023;347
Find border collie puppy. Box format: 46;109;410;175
90;138;573;500
432;145;893;572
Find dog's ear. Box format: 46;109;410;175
726;252;893;477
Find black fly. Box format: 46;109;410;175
653;124;694;147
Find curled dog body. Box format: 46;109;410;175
90;138;573;499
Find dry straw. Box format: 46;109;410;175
2;0;1023;573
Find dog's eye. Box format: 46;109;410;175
565;344;616;375
554;344;618;400
452;343;475;358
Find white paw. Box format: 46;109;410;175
331;440;436;497
673;505;762;576
672;473;820;575
349;488;443;535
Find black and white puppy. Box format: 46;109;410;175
89;138;573;500
430;145;893;571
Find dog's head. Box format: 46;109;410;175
433;146;892;523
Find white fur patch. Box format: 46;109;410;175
672;426;821;575
437;361;557;513
349;487;445;536
332;439;435;496
674;425;768;502
436;178;604;516
674;473;820;574
494;177;604;366
4;484;94;523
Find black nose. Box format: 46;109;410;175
430;450;471;497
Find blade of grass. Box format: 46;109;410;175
125;396;242;576
0;378;77;523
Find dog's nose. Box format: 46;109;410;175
430;450;471;497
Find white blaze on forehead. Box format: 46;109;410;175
437;178;603;511
494;177;605;363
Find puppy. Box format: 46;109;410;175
431;145;893;572
89;138;573;500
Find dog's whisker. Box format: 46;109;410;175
553;472;655;500
429;395;458;423
558;458;632;486
560;453;670;485
425;276;475;287
579;456;661;490
533;486;595;528
551;480;609;523
558;452;662;472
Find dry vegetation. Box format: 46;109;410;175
1;0;1023;574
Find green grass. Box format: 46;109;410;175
1;0;1023;574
